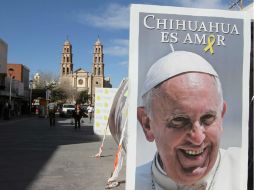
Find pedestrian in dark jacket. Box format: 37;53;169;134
72;104;83;129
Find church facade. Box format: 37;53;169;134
59;38;112;104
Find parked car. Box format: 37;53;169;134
61;103;75;117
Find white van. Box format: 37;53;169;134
61;104;75;117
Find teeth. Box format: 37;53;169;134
185;149;204;155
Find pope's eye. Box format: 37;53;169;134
200;114;216;126
168;117;191;128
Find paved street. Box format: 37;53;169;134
0;116;126;190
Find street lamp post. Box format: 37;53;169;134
29;80;33;114
8;68;14;104
45;81;50;118
8;68;14;119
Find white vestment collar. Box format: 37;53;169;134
151;150;221;190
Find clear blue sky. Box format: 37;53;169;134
0;0;252;87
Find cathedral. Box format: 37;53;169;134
59;38;112;103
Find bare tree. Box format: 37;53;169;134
58;77;77;103
33;70;58;89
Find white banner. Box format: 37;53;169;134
94;87;118;135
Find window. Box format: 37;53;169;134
98;68;101;75
78;79;83;85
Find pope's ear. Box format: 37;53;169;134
221;101;227;118
137;107;155;142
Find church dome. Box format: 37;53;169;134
95;38;101;45
64;40;71;45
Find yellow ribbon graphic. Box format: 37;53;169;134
203;35;216;54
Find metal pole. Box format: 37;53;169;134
45;86;49;118
9;76;12;104
8;68;14;119
30;85;32;113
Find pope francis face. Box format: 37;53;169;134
138;72;227;185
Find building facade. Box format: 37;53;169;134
7;64;30;90
6;63;30;110
59;38;112;103
0;39;7;90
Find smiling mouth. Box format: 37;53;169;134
177;147;210;176
182;148;205;156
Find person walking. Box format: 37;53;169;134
87;104;94;123
72;104;84;129
47;101;56;127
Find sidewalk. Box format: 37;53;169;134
0;114;35;124
0;116;126;190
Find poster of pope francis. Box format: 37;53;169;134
126;4;251;190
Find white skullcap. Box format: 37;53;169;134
141;51;218;97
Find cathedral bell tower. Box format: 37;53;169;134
92;38;104;89
60;39;73;77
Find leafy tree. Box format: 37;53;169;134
76;90;90;104
51;87;68;104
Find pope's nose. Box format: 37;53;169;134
188;121;206;145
